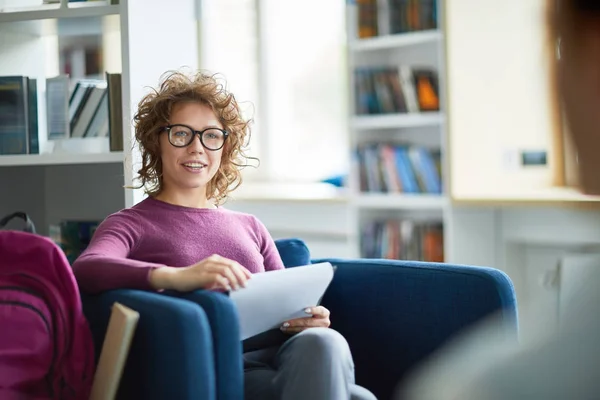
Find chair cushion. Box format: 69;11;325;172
274;238;310;267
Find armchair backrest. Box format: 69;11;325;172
273;238;518;400
274;238;311;267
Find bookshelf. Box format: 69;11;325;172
0;0;199;236
353;193;446;210
0;2;120;22
346;0;447;261
349;28;441;51
351;112;443;130
0;152;124;166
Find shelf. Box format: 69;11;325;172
229;182;349;203
353;193;446;210
0;2;119;23
452;187;600;208
352;113;444;130
0;152;124;166
350;30;442;52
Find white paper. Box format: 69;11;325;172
230;262;335;340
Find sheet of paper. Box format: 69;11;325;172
230;262;335;341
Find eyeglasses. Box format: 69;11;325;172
162;124;229;151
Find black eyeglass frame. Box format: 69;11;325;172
161;124;229;151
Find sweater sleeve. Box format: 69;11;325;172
253;217;285;272
72;212;166;294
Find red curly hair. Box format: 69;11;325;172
131;70;257;204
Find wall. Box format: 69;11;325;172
445;0;557;198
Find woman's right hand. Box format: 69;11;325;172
149;254;252;292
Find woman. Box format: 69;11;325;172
398;1;600;399
73;70;375;400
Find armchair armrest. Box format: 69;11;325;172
313;258;518;400
165;290;243;400
81;289;216;400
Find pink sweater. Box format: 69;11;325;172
72;197;285;294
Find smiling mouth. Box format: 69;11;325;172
182;162;207;171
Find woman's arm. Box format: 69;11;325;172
253;217;285;272
72;212;166;294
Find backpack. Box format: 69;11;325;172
0;212;95;399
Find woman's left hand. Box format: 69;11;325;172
280;306;331;334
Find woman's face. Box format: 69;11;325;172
559;17;600;194
159;102;224;197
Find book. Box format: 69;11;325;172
71;82;107;138
0;76;29;155
105;72;123;152
89;302;140;400
27;78;39;154
50;220;101;265
46;75;70;140
230;262;335;341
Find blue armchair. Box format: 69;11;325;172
82;238;518;400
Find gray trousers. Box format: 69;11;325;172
244;327;377;400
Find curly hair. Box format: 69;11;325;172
131;70;257;205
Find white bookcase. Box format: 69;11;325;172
0;0;199;234
345;0;449;260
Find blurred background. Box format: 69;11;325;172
0;0;599;340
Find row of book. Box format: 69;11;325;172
356;143;442;194
0;77;39;155
49;219;100;265
357;0;438;38
361;219;443;262
354;66;439;115
48;73;122;151
0;72;123;156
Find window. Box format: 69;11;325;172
200;0;261;181
200;0;348;183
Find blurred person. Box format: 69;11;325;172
72;70;376;400
396;1;600;399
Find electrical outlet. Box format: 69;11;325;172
521;151;547;166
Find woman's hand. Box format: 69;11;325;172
149;254;252;292
280;306;331;334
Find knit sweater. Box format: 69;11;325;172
72;197;285;294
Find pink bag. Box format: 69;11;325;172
0;212;95;399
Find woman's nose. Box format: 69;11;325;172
188;134;205;153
